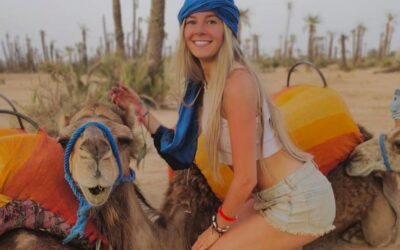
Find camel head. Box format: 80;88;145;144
346;127;400;177
58;103;136;206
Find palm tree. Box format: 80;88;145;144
112;0;125;58
327;32;335;62
340;34;349;70
305;15;320;62
252;34;260;60
132;0;139;57
1;40;9;68
238;8;250;45
146;0;165;98
25;36;35;71
351;29;356;61
40;30;49;62
287;34;296;60
80;25;89;67
378;32;385;59
353;24;366;66
49;40;55;62
382;13;395;58
136;17;144;55
283;1;293;61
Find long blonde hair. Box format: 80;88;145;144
174;23;312;178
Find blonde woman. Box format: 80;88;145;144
110;0;335;249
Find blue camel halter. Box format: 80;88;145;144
62;121;135;244
379;133;393;172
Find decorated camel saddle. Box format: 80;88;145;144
0;109;107;248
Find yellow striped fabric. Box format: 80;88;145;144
273;84;363;174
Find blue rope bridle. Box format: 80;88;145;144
63;121;136;244
379;133;393;172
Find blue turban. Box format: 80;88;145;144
178;0;240;36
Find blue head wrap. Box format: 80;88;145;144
178;0;240;36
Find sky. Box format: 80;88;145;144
0;0;399;60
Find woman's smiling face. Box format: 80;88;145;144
184;11;225;63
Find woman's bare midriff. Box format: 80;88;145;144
256;149;305;190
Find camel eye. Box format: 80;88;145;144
117;136;132;146
58;137;70;149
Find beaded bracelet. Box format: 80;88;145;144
211;215;230;235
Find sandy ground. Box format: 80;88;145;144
0;66;399;249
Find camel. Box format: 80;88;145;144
0;103;190;250
1;104;399;250
304;126;400;249
161;126;400;249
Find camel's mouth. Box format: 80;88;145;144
81;185;112;206
89;185;105;195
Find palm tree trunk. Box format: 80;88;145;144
283;2;292;62
351;29;356;63
378;32;384;59
49;41;54;62
132;0;138;57
136;17;143;55
6;34;14;68
112;0;125;58
307;25;315;62
252;34;260;60
40;30;49;62
81;26;88;68
340;34;348;70
26;37;35;70
146;0;165;95
382;14;394;58
2;41;9;68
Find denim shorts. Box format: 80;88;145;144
253;161;336;236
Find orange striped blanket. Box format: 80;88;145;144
0;128;105;245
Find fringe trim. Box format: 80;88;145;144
260;211;336;237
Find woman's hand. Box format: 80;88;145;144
109;83;149;122
109;83;141;111
192;226;220;250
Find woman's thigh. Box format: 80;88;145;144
210;211;317;250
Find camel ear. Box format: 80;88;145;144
57;122;78;149
58;113;71;133
346;161;375;176
388;127;400;153
57;136;70;149
388;127;400;142
111;105;135;129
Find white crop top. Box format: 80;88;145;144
201;99;282;165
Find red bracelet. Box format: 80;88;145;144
218;207;237;222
